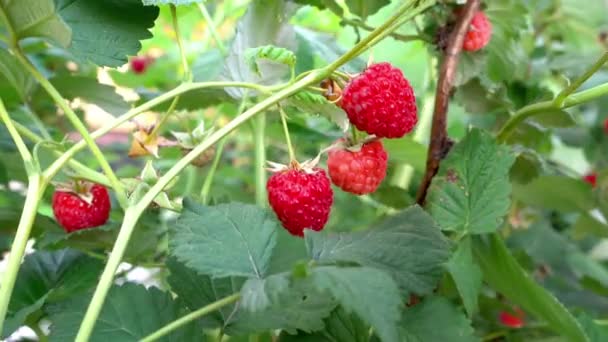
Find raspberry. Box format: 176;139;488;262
341;62;417;138
267;167;333;237
583;172;597;187
462;11;492;52
604;118;608;134
327;139;388;195
130;56;149;74
52;183;111;233
499;310;525;328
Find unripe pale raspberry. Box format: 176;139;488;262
328;139;388;195
462;11;492;52
340;62;417;139
267;168;333;237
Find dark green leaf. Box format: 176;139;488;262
279;306;368;342
512;175;595;212
446;237;482;317
3;249;102;338
286;92;348;131
56;0;159;67
427;128;516;234
473;233;589;342
267;226;308;274
400;297;478;342
142;0;200;5
509;149;543;184
170;199;277;278
310;266;402;342
48;283;202;342
306;206;450;296
0;49;35;102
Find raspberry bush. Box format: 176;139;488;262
0;1;607;341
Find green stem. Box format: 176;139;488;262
171;5;192;81
140;293;241;342
198;2;227;54
43;81;271;184
497;81;608;142
148;96;180;141
200;137;227;204
278;106;295;161
23;105;52;140
554;52;608;107
254;113;267;206
350;125;360;145
340;18;430;43
12;47;129;208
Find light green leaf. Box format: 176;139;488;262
286;91;349;131
240;274;290;312
142;0;201;5
530;109;577;128
306;206;450;296
0;0;71;47
512;175;595;212
446;237;482;317
427;128;516;234
345;0;390;20
0;49;35;102
56;0;159;67
473;233;589;342
382;137;427;172
48;283;202;342
267;226;309;274
310;266;402;342
2;249;102;338
578;314;608;342
295;27;365;74
170;199;277;278
400;297;478;342
245;45;296;76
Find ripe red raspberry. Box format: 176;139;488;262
462;11;492;52
267;167;333;237
327;139;388;195
52;183;111;233
583;172;597;187
340;62;417;138
604;118;608;134
499;309;525;328
130;56;149;74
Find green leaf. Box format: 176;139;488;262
0;49;35;103
472;233;589;342
446;237;482;317
267;226;309;274
427;128;516;234
32;75;130;116
170;199;277;278
48;283;202;342
142;0;200;5
345;0;390;20
192;49;224;82
56;0;160;67
295;27;365;74
0;0;71;47
245;45;296;76
2;249;102;338
310;266;402;342
530;109;577;128
400;297;478;342
286;91;349;131
512;175;595;212
222;0;296;97
305;206;450;296
509;149;543;185
279;306;369;342
240;275;290;312
382;137;427;172
578;314;608;342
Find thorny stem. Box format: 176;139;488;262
11;46;129;208
0;99;43;335
278;105;296;162
140;293;241;342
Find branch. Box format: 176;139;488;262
415;0;480;205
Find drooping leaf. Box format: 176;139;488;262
345;0;390;21
473;233;589;342
222;0;296;97
55;0;160;67
446;237;482;317
2;249;102;338
310;266;402;342
0;0;71;47
306;206;450;296
48;283;202;342
170;199;277;278
400;297;479;342
427;128;516;234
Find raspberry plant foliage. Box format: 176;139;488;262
0;0;608;341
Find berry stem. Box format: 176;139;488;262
254;113;267;206
171;4;192;81
200;137;227;204
497;81;608;142
278;105;296;162
554;51;608;107
140;293;241;342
